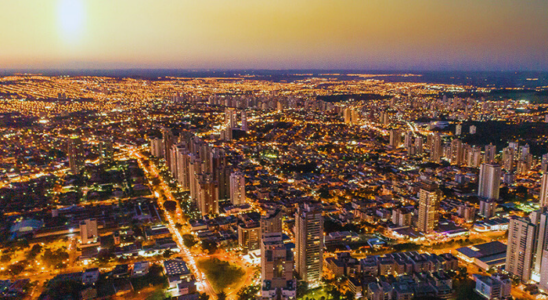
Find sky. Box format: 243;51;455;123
1;0;548;71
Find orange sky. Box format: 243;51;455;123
1;0;547;70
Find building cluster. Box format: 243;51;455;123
325;250;459;299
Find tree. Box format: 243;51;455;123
237;285;260;300
297;281;308;298
163;249;173;258
42;248;69;268
198;293;210;300
327;286;341;300
217;292;227;300
27;244;42;259
44;280;83;300
8;262;26;275
164;200;177;212
183;234;198;248
0;253;12;263
343;291;355;300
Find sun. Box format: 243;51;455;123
57;0;85;44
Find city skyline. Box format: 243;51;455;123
1;0;548;71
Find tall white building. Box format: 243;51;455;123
506;217;537;282
532;208;548;281
467;147;482;168
80;219;98;245
470;125;477;134
416;184;442;233
478;163;501;200
261;232;296;300
230;171;246;206
474;274;511;300
540;174;548;208
241;111;248;131
295;204;323;288
455;124;462;135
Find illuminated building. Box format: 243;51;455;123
295;204;323;287
416;183;442;233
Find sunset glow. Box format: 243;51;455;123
0;0;547;70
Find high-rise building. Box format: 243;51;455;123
80;219;98;245
502;147;514;171
230;171;246;206
99;139;114;164
68;136;84;174
295;204;324;287
169;144;179;179
430;133;442;163
539;249;548;292
380;111;390;126
261;233;296;300
470;125;477;134
506;216;537;282
484;143;496;164
520;144;530;161
197;174;219;216
238;215;261;252
351;109;360;125
467;147;482;168
188;153;201;205
392;208;412;226
162;127;174;167
450;139;463;165
344;107;353;125
414;137;423;155
532;208;548;281
241;111;248;131
479;199;497;219
225;108;237;128
389;129;401;148
455;124;462;135
404;131;414;150
176;145;191;191
416;184;442;233
478;163;501;200
542;154;548;173
457;204;476;223
261;209;283;236
150;137;164;157
474;274;512;300
540;174;548;208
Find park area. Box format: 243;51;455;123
197;257;246;293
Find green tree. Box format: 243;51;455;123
237;285;260;300
343;291;355;300
327;287;341;300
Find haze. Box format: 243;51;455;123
1;0;548;71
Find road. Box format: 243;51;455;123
127;146;219;299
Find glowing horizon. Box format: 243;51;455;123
1;0;547;71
